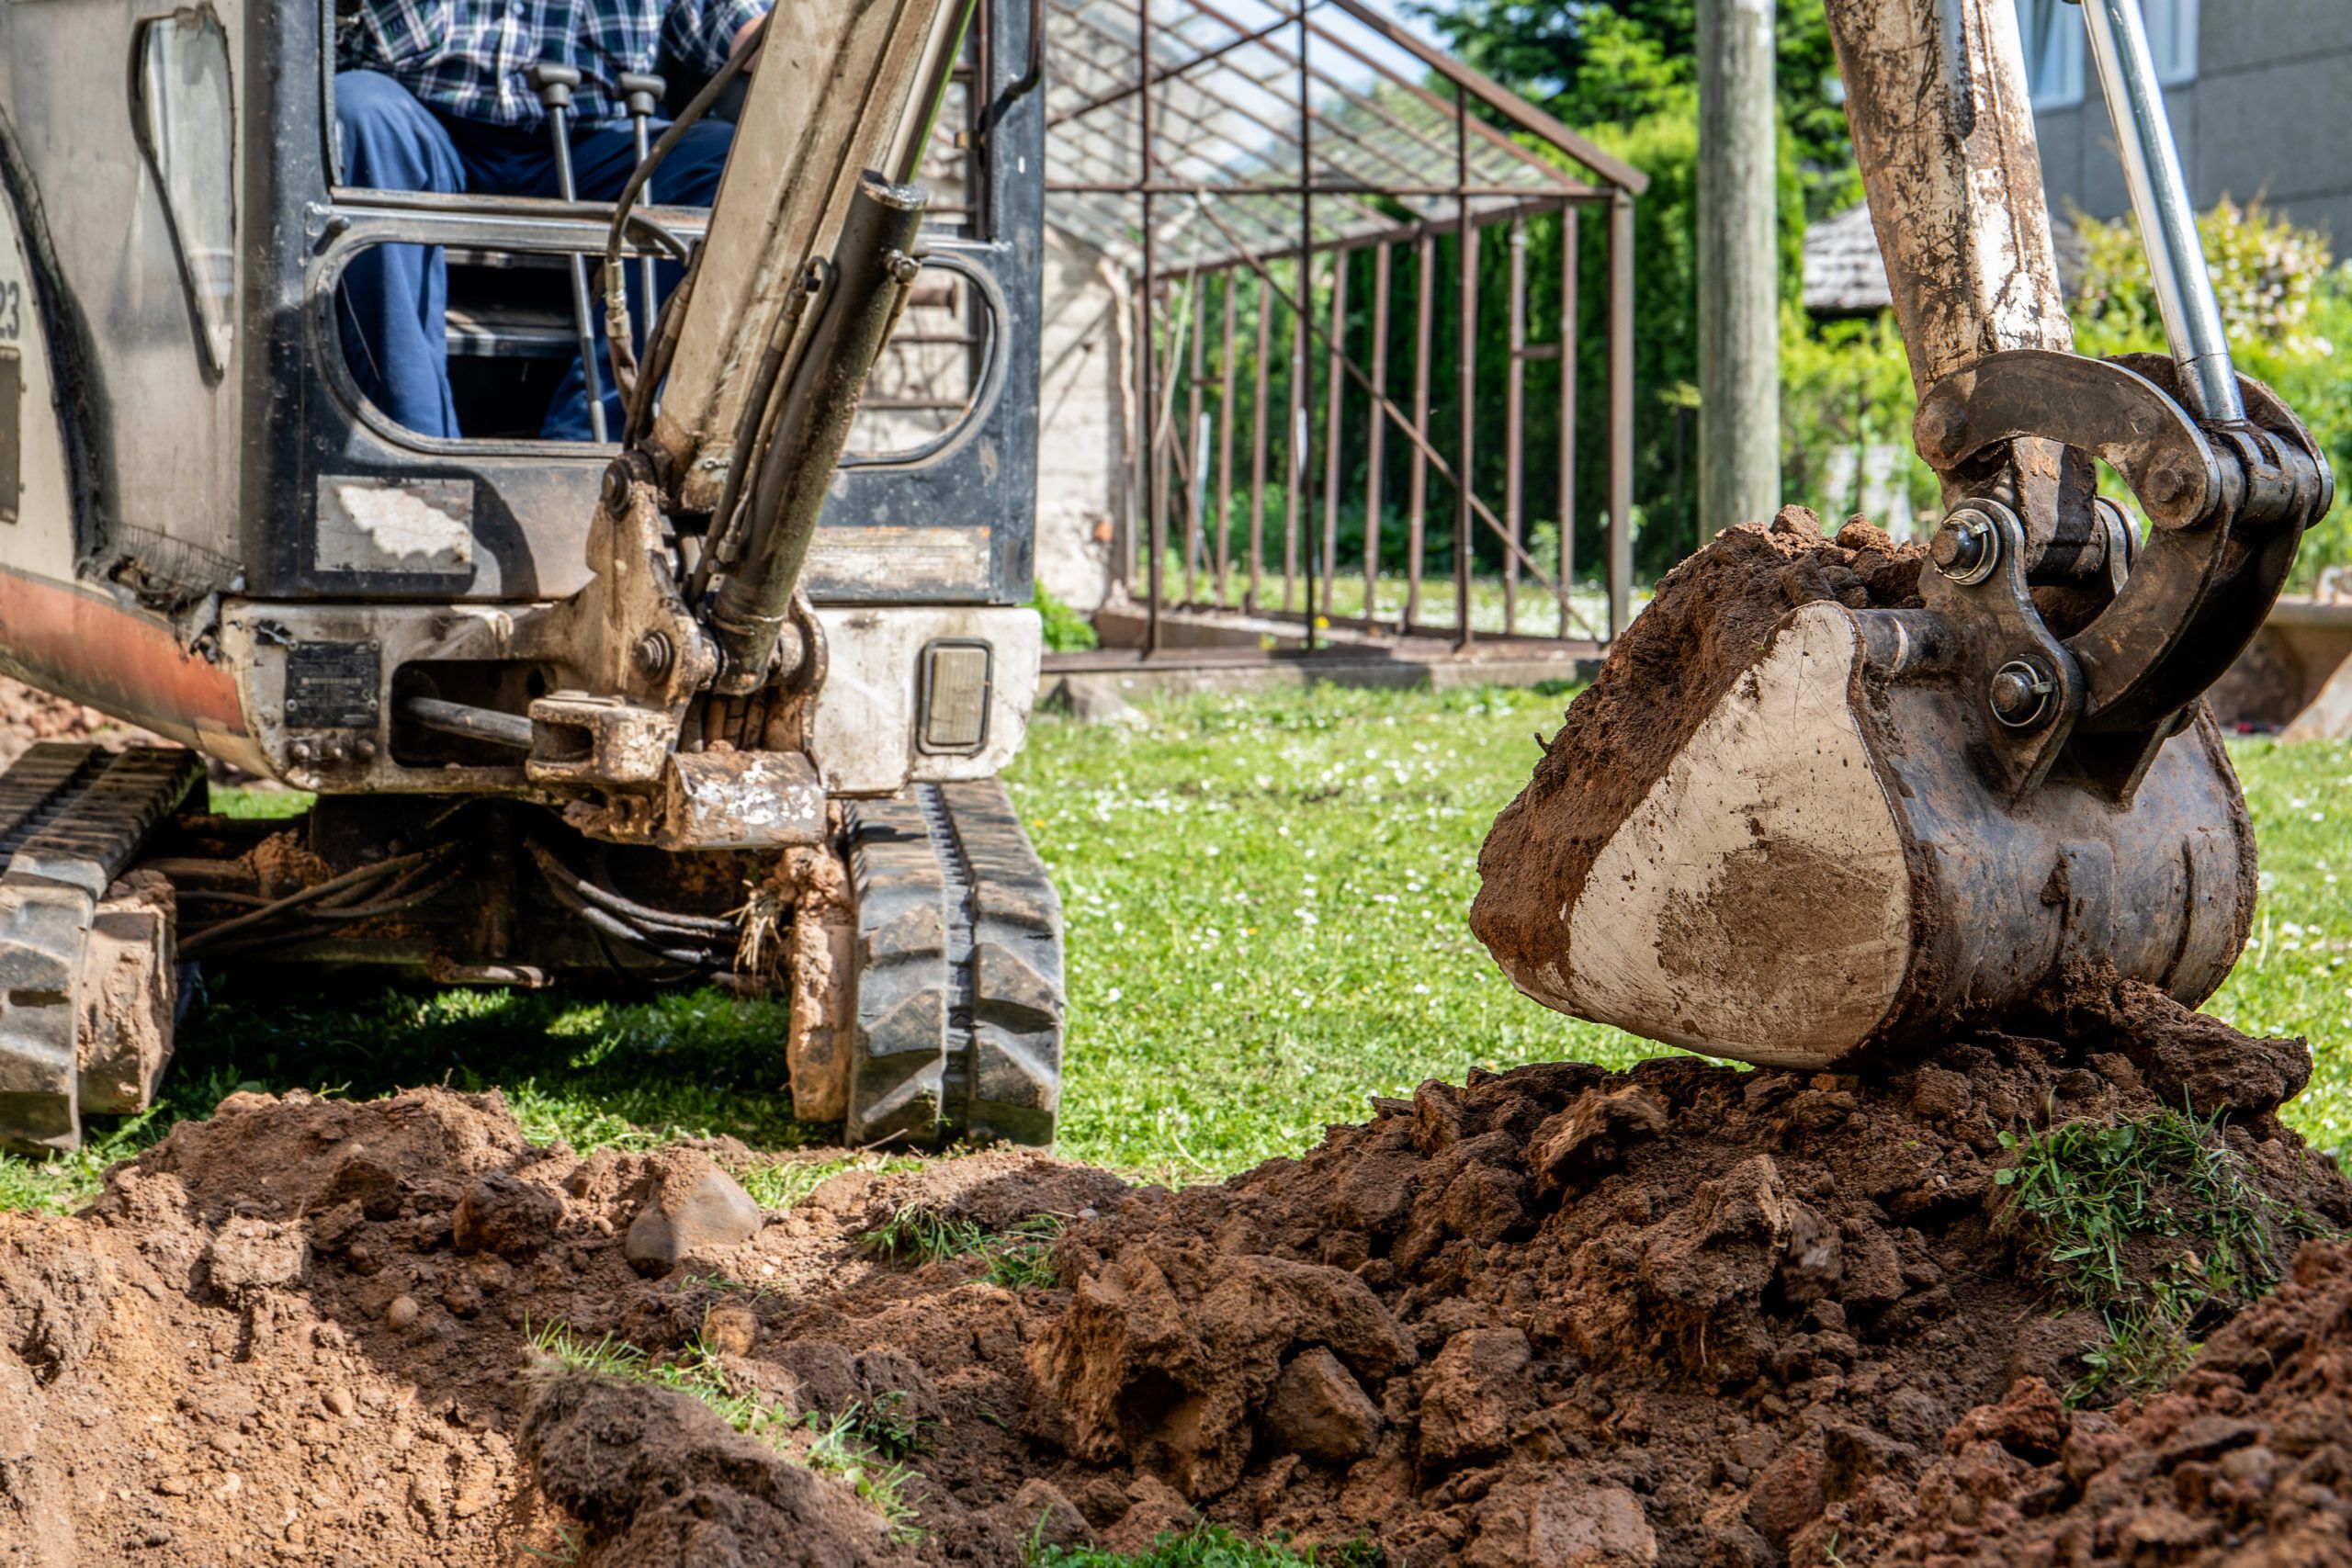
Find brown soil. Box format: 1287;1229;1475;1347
4;983;2346;1567
1882;1240;2352;1564
1469;506;1925;999
0;674;130;770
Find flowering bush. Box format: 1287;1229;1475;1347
2071;197;2352;581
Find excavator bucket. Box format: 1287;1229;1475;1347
1472;517;2257;1069
1472;0;2331;1068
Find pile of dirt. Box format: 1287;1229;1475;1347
1886;1239;2352;1564
3;983;2346;1565
1470;504;1923;988
1019;988;2342;1567
0;673;126;770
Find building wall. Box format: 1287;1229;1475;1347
1031;226;1130;613
2029;0;2352;243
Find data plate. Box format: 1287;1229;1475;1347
284;641;381;728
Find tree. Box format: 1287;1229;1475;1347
1411;0;1859;220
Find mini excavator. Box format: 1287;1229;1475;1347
0;0;1063;1153
1476;0;2333;1069
0;0;2324;1156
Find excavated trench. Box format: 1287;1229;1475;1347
6;526;2352;1565
2;1003;2347;1568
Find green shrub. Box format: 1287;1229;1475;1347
2070;197;2352;582
1033;581;1100;653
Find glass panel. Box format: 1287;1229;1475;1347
136;10;237;375
2015;0;2086;108
2144;0;2198;85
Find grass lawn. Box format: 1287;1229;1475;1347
2;686;2347;1213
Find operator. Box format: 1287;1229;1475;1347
333;0;769;443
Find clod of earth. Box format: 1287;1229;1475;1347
1;987;2346;1565
623;1149;764;1274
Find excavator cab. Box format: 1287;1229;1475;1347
0;0;1063;1154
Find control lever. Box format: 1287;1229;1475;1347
616;71;668;356
526;62;610;443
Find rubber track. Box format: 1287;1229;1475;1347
843;778;1064;1147
0;743;203;1153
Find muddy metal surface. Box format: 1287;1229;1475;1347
1;979;2346;1566
1469;508;1933;1038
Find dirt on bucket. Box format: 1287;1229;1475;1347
1468;504;1928;995
2;977;2346;1567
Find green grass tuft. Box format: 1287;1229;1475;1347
1030;1524;1382;1567
530;1321;798;1445
803;1408;926;1541
1994;1107;2336;1400
859;1202;990;1264
858;1203;1065;1288
981;1216;1065;1289
834;1389;933;1461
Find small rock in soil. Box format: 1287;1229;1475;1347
1263;1346;1383;1464
623;1152;762;1275
451;1170;564;1256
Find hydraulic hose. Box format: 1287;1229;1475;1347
704;172;928;693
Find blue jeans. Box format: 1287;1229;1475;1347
333;70;735;442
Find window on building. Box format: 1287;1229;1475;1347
2015;0;2197;109
2142;0;2199;85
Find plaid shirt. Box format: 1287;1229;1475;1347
339;0;767;128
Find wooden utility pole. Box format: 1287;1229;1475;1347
1697;0;1781;536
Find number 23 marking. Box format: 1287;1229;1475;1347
0;281;20;342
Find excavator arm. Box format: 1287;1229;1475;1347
1471;0;2331;1068
398;0;974;850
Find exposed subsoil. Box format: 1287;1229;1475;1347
0;674;130;770
4;987;2347;1567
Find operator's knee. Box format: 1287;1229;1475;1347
652;119;736;206
334;71;464;193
